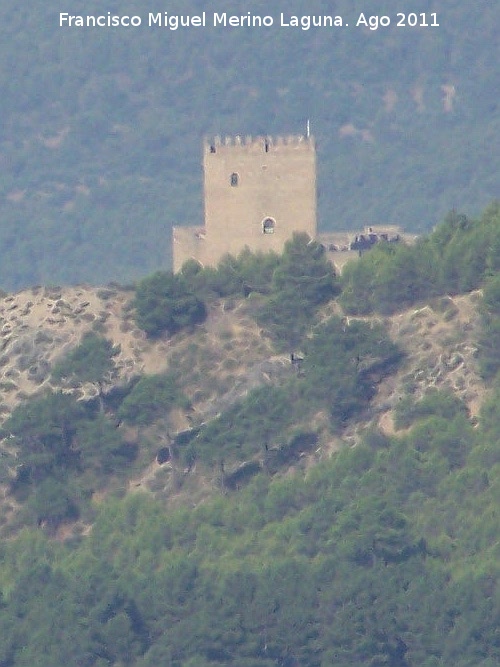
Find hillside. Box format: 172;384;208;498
0;284;279;417
0;277;486;517
0;0;498;288
0;216;500;665
0;277;498;666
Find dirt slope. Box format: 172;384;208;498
0;286;486;484
372;293;484;436
0;286;280;420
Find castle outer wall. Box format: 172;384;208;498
173;135;317;272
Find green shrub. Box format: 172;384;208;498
395;389;469;429
51;332;119;386
118;374;188;426
134;271;207;337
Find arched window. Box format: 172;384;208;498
230;172;239;187
262;217;275;234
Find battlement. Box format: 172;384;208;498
172;133;418;275
173;133;317;271
204;134;314;154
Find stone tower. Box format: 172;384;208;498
173;134;317;271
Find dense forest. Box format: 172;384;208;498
0;204;499;665
0;0;498;288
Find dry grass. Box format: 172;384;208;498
374;292;485;436
0;283;489;525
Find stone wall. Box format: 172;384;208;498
173;134;317;271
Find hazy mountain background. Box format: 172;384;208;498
0;0;498;289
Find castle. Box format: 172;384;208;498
172;133;413;272
172;134;317;272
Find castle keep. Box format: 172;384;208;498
172;134;317;272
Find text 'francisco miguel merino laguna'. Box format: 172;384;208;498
59;12;346;30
